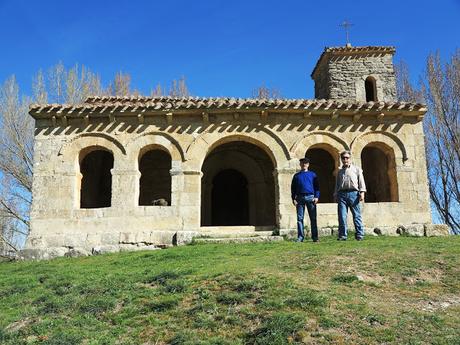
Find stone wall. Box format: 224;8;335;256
313;52;397;102
24;110;434;257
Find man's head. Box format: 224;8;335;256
299;157;310;170
340;150;352;166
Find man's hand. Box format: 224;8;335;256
292;199;297;206
313;198;319;204
359;192;365;202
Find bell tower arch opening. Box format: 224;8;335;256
201;141;276;227
365;76;377;102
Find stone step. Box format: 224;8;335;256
200;226;275;232
198;230;274;238
193;236;284;244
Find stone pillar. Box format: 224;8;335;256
274;167;297;233
176;170;201;230
111;169;139;209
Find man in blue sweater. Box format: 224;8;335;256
291;157;320;242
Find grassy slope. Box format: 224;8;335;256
0;236;459;345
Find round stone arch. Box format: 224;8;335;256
200;142;276;227
305;143;342;203
58;134;125;209
290;132;349;160
126;132;185;168
201;150;268;226
126;132;185;207
185;130;290;172
59;133;126;171
350;131;408;165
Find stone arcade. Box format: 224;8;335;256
22;45;446;259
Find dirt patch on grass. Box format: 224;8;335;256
5;317;34;333
419;295;460;312
402;267;444;285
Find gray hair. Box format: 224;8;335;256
340;150;352;158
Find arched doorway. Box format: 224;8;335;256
80;149;114;208
305;147;337;203
201;141;276;227
361;143;399;202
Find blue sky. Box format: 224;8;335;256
0;0;459;99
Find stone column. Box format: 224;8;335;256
176;170;202;231
274;167;297;234
111;169;139;210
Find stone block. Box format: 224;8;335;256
65;247;91;257
100;233;120;245
20;247;68;260
119;244;161;252
92;245;120;255
176;231;199;245
424;224;450;237
85;233;102;247
279;229;297;239
318;227;333;237
136;232;153;243
63;234;87;248
119;232;137;244
372;226;398;236
149;231;176;245
403;224;425;237
44;235;65;247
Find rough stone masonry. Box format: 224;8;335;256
21;45;449;260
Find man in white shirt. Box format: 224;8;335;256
334;150;366;241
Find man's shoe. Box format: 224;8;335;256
356;238;363;241
337;237;347;241
296;239;304;243
312;238;319;243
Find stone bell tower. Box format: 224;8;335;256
311;45;397;102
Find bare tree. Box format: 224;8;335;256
0;63;115;255
251;84;282;99
396;53;460;234
151;83;164;97
423;52;460;234
0;76;33;252
108;71;131;97
168;76;190;98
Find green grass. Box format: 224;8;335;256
0;236;459;344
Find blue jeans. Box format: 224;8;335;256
337;191;364;239
296;195;318;241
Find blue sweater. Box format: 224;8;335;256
291;170;320;200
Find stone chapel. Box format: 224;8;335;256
23;45;441;259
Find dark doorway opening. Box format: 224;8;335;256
80;149;113;208
139;149;171;206
361;144;398;202
201;141;275;227
305;147;336;203
211;169;249;226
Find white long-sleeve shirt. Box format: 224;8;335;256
334;164;367;194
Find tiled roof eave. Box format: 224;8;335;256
29;99;427;120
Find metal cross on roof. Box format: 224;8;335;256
339;20;354;46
